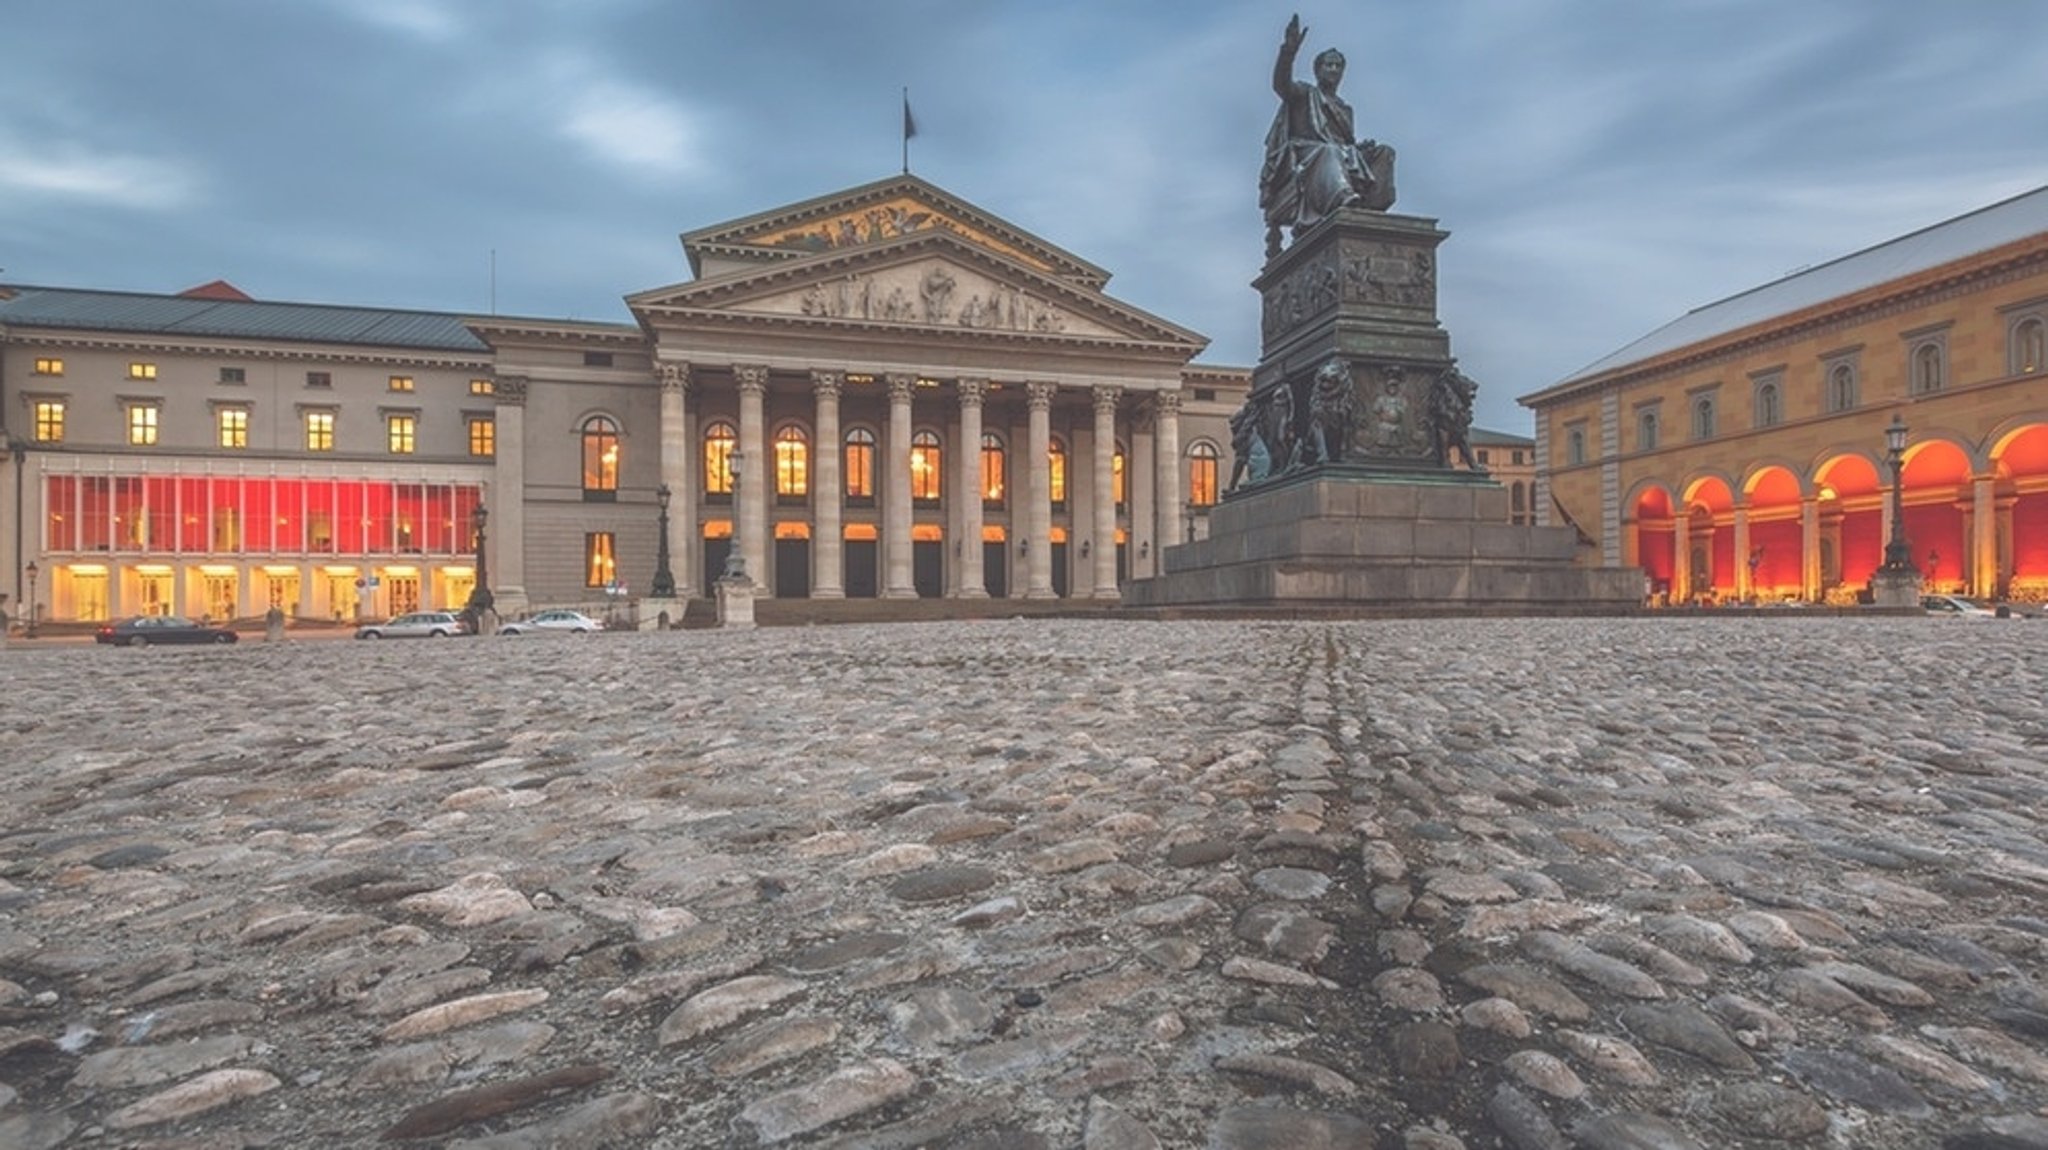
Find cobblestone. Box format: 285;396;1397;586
1;616;2046;1146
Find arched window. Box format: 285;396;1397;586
1113;441;1127;510
843;428;876;505
1188;441;1220;507
1827;363;1857;412
703;420;736;498
2014;316;2045;374
1049;438;1068;508
582;416;620;499
981;432;1006;508
774;426;809;501
1911;342;1945;394
910;430;942;504
1755;382;1781;428
1691;396;1716;440
1638;410;1659;452
1566;427;1587;466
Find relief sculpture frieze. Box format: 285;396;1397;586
1340;241;1434;309
796;265;1071;333
1260;250;1341;343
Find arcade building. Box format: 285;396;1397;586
1523;184;2048;606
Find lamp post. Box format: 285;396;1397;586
464;504;494;618
651;483;676;598
24;560;38;638
1879;415;1913;574
722;451;747;580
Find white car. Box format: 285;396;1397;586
355;611;469;639
499;609;605;636
1921;594;2000;618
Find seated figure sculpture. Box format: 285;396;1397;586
1260;14;1397;258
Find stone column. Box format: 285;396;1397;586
954;379;989;597
1732;505;1751;600
1090;385;1121;598
1024;382;1056;598
658;361;697;597
1971;474;1996;598
1152;391;1182;577
735;364;770;590
1132;407;1154;579
1670;513;1689;604
1801;498;1821;601
490;374;530;616
811;370;845;598
883;373;917;598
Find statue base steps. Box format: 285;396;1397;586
1123;473;1641;612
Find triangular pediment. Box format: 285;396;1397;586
631;228;1202;350
679;175;1110;289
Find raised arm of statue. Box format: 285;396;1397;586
1274;14;1306;98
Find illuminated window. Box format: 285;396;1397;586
34;357;63;376
582;416;620;498
469;378;495;395
584;532;617;588
468;416;495;457
128;403;160;446
33;400;65;443
1049;438;1068;508
981;432;1006;508
387;414;417;454
1113;442;1127;509
1910;341;1945;395
1188;441;1219;506
2012;316;2045;374
305;410;335;452
911;430;942;504
389;375;415;392
218;408;249;449
775;426;810;500
704;421;737;497
128;362;157;380
843;428;875;503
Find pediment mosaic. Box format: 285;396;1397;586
739;196;1054;272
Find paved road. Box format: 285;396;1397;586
1;617;2044;1148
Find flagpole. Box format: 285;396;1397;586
901;87;911;174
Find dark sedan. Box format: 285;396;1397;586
95;616;240;647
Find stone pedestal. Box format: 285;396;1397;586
639;596;683;631
264;609;287;643
715;577;756;629
1869;568;1923;609
1124;470;1642;611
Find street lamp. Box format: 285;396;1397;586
24;560;38;638
651;483;676;598
1879;415;1913;574
722;451;747;580
464;503;494;618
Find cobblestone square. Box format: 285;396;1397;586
2;617;2045;1148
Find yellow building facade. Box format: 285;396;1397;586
1523;186;2048;606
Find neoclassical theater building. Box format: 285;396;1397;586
1523;184;2048;605
0;176;1262;624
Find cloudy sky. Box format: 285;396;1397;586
6;1;2047;435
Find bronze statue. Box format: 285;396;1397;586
1260;14;1397;258
1428;364;1480;469
1304;358;1356;465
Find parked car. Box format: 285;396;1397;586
1921;594;2001;617
499;609;605;636
96;615;240;646
355;611;469;639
